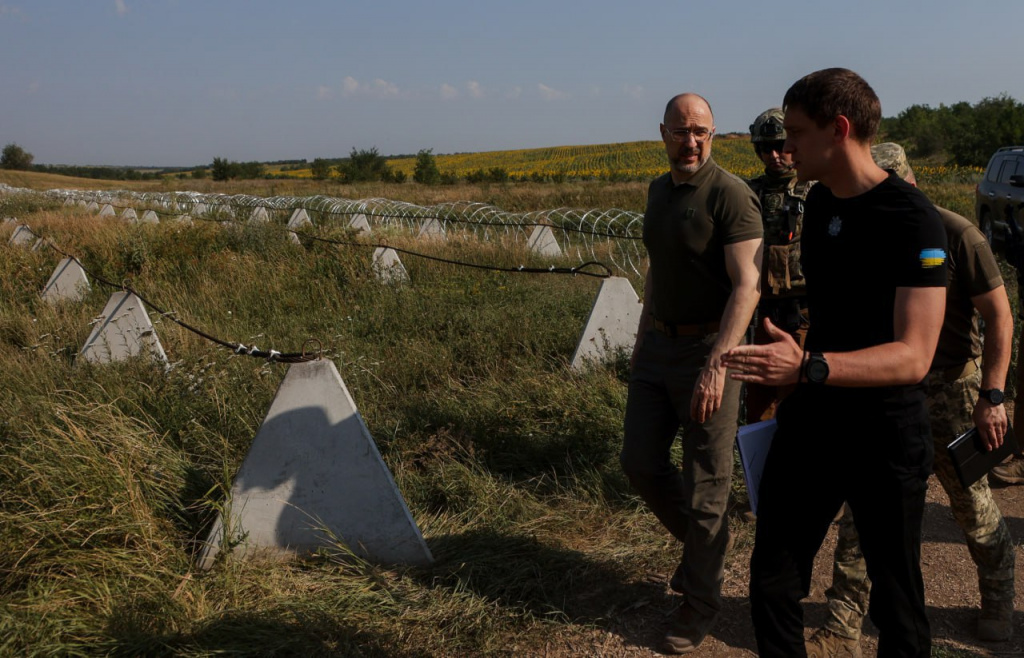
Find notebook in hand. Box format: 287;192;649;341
946;423;1019;489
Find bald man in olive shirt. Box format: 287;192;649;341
620;93;762;655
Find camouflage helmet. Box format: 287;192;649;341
750;108;786;143
870;142;912;180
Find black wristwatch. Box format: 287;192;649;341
805;352;830;384
980;388;1005;405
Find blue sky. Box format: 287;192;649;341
2;0;1022;167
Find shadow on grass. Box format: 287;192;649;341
104;599;424;658
420;528;760;653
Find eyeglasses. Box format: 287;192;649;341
664;127;714;143
756;141;786;154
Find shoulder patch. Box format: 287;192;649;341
919;248;947;268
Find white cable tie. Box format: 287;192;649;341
548;265;555;271
267;349;281;361
518;265;524;271
248;345;260;355
235;344;247;354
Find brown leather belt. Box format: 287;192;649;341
652;318;721;338
934;358;980;383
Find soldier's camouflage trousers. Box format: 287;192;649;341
823;364;1016;639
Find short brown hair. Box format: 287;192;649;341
783;68;881;143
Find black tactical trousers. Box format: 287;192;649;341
749;385;932;658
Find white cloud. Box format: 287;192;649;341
466;81;483;99
340;76;402;99
316;85;332;100
623;84;645;100
440;83;459;100
538;83;567;101
114;0;128;15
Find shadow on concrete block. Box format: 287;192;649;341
42;257;91;303
80;291;167;364
570;276;641;370
199;359;432;569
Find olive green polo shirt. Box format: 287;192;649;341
642;158;763;325
932;207;1004;369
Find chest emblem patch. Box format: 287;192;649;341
828;216;842;236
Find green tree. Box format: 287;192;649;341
237;161;266;179
413;149;441;185
210;157;234;181
949;95;1024;167
192;167;208;180
310;158;333;180
338;147;390;182
1;143;34;170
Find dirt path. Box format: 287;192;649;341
552;475;1024;657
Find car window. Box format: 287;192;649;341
1016;158;1024;176
998;159;1018;183
988;157;1005;182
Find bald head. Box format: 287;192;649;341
664;93;714;124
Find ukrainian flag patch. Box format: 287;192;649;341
919;248;946;268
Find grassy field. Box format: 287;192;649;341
0;155;995;656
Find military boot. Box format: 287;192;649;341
989;456;1024;485
978;597;1013;641
662;603;717;654
805;628;862;658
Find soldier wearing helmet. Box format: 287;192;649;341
745;108;813;422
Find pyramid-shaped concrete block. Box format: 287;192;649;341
372;247;410;284
31;237;56;253
570;276;642;370
41;257;91;303
3;216;17;225
80;291;167;364
85;201;100;212
121;208;138;222
288;208;312;229
99;204;116;218
139;210;159;224
417;218;445;240
170;214;194;226
76;199;89;208
348;214;371;234
527;225;562;257
63;198;76;207
199;359;433;569
249;206;270;223
8;225;35;247
287;209;313;244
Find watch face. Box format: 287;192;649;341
987;389;1006;404
807;358;829;383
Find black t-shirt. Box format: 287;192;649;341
802;172;947;355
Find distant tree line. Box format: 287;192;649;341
881;94;1024;167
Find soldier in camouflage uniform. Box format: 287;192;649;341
745;108;814;422
806;144;1016;657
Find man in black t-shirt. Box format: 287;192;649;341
722;69;947;658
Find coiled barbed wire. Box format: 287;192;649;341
35;186;648;275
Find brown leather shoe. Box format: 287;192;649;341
805;628;862;658
978;597;1014;641
663;604;717;654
